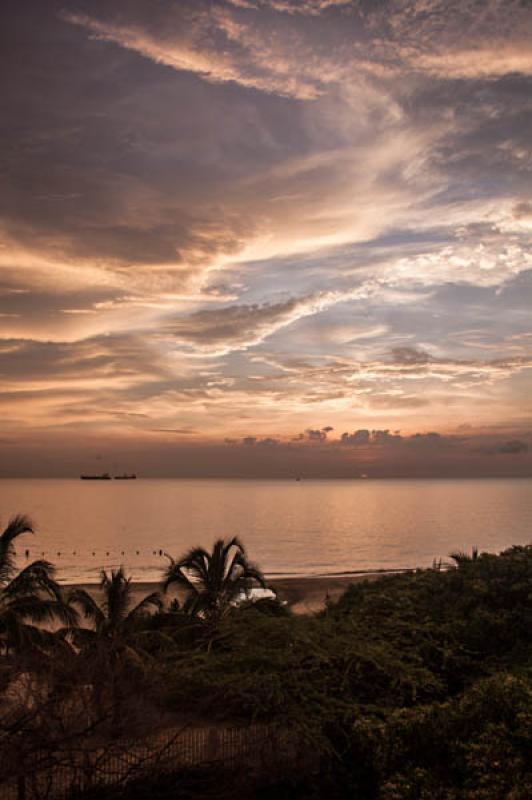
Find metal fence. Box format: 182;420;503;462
0;722;293;800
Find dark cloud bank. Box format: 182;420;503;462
1;427;530;479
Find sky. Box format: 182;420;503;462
0;0;531;477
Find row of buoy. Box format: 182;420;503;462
24;549;168;558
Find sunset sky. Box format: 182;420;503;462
1;0;531;477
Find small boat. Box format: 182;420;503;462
114;474;137;480
80;473;111;480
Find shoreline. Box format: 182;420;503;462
3;476;532;480
67;570;410;615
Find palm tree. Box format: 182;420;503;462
449;546;480;566
163;537;267;623
68;568;162;730
0;515;76;657
68;567;162;646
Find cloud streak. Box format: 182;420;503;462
166;284;377;354
64;9;324;100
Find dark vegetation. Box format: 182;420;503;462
1;516;531;798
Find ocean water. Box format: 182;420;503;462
0;478;531;583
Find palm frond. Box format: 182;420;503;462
0;613;54;655
176;546;211;582
182;592;203;616
449;547;480;566
18;624;76;659
101;568;132;626
69;626;98;648
68;588;106;629
41;578;80;626
223;536;245;559
127;591;162;622
162;557;185;591
6;595;75;626
241;563;267;589
165;537;266;622
0;515;34;582
163;548;203;592
48;597;79;628
4;560;56;597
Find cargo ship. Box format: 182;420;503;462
114;474;137;480
80;473;111;480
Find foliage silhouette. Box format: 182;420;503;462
163;537;267;623
449;545;480;565
68;567;163;730
68;567;162;643
1;536;531;799
0;515;76;657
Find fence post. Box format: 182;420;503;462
206;728;219;761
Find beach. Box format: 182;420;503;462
70;570;407;616
270;572;404;613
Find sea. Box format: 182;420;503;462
0;478;531;584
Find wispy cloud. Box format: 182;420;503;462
412;46;532;80
0;0;530;471
64;10;324;100
166;284;377;354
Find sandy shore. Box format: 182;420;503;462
69;570;410;615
